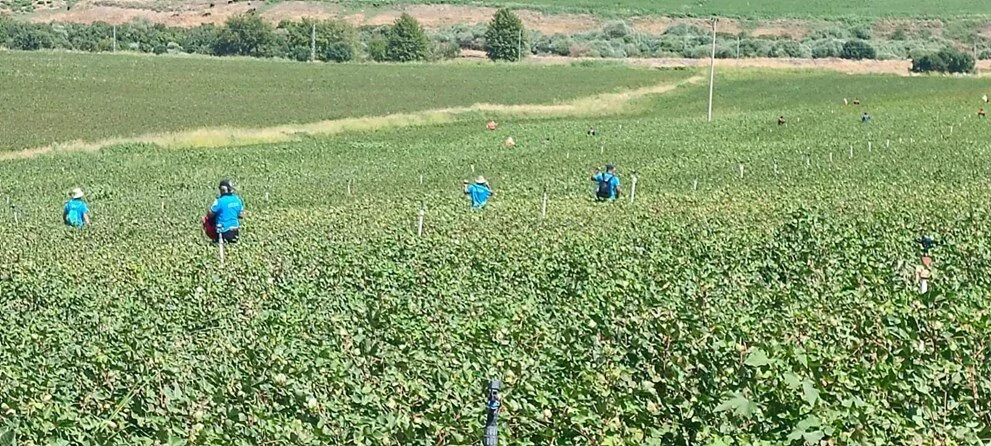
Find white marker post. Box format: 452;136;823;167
541;190;548;219
566;151;571;159
629;174;638;203
806;155;811;169
419;174;424;185
347;180;352;196
849;146;853;159
693;178;698;192
868;141;872;152
471;164;475;174
11;205;18;225
773;163;779;175
600;145;604;155
161;200;165;211
417;203;425;237
217;224;225;265
829;152;833;164
738;163;744;179
886;139;890;148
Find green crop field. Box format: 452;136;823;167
3;55;991;444
0;51;679;151
335;0;991;18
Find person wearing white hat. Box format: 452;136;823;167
63;187;90;228
462;176;493;209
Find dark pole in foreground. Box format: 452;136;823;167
484;380;501;446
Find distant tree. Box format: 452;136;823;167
278;18;358;62
484;8;527;61
386;13;429;62
183;24;220;55
841;39;876;60
940;47;975;73
911;47;974;74
213;13;276;57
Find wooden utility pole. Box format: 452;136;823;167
310;23;316;62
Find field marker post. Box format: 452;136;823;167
518;29;523;61
600;145;604;155
707;18;717;123
868;141;872;153
11;204;18;225
347;180;352;196
310;23;317;62
419;174;424;185
566;151;570;159
886;139;890;148
541;189;548;219
805;154;811;169
417;203;425;237
471;164;475;174
950;125;953;135
161;200;165;211
217;224;225;265
112;25;117;52
849;145;853;159
829;152;833;164
264;189;269;202
692;178;698;192
773;162;778;175
736;36;740;58
629;173;638;203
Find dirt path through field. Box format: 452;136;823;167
0;75;703;160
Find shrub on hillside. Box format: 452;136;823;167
367;37;388;61
386;13;429;62
810;39;843;58
841;39;876;60
278;18;358;62
183;24;220;55
485;8;527;61
912;47;975;73
213;13;276;57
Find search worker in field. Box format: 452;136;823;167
204;179;244;243
592;164;621;201
63;187;90;228
463;176;493;209
861;112;871;123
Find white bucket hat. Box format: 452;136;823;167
475;176;487;184
71;188;84;199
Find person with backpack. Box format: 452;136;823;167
463;176;493;209
63;187;90;228
592;164;620;201
203;179;244;244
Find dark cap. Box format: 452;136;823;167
605;164;615;171
219;179;234;194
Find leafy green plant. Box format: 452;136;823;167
484;8;527;62
386;13;430;62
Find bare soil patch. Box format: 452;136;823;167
21;0;810;38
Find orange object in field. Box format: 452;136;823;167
487;121;498;131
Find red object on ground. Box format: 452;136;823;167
202;215;218;241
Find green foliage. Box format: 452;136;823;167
366;37;389;61
386;13;430;62
810;39;843;58
912;47;975;73
841;39;876;60
182;24;220;55
278;18;358;63
2;69;991;444
484;8;527;62
213;13;277;57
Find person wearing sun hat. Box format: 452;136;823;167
63;187;90;228
462;175;493;209
205;179;245;244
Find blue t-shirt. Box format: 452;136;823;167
210;194;244;232
594;172;620;200
64;199;88;227
465;183;492;209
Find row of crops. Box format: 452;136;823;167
2;69;991;444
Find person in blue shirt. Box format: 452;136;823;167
206;179;244;243
861;112;871;123
463;176;493;209
592;164;621;201
63;187;90;228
